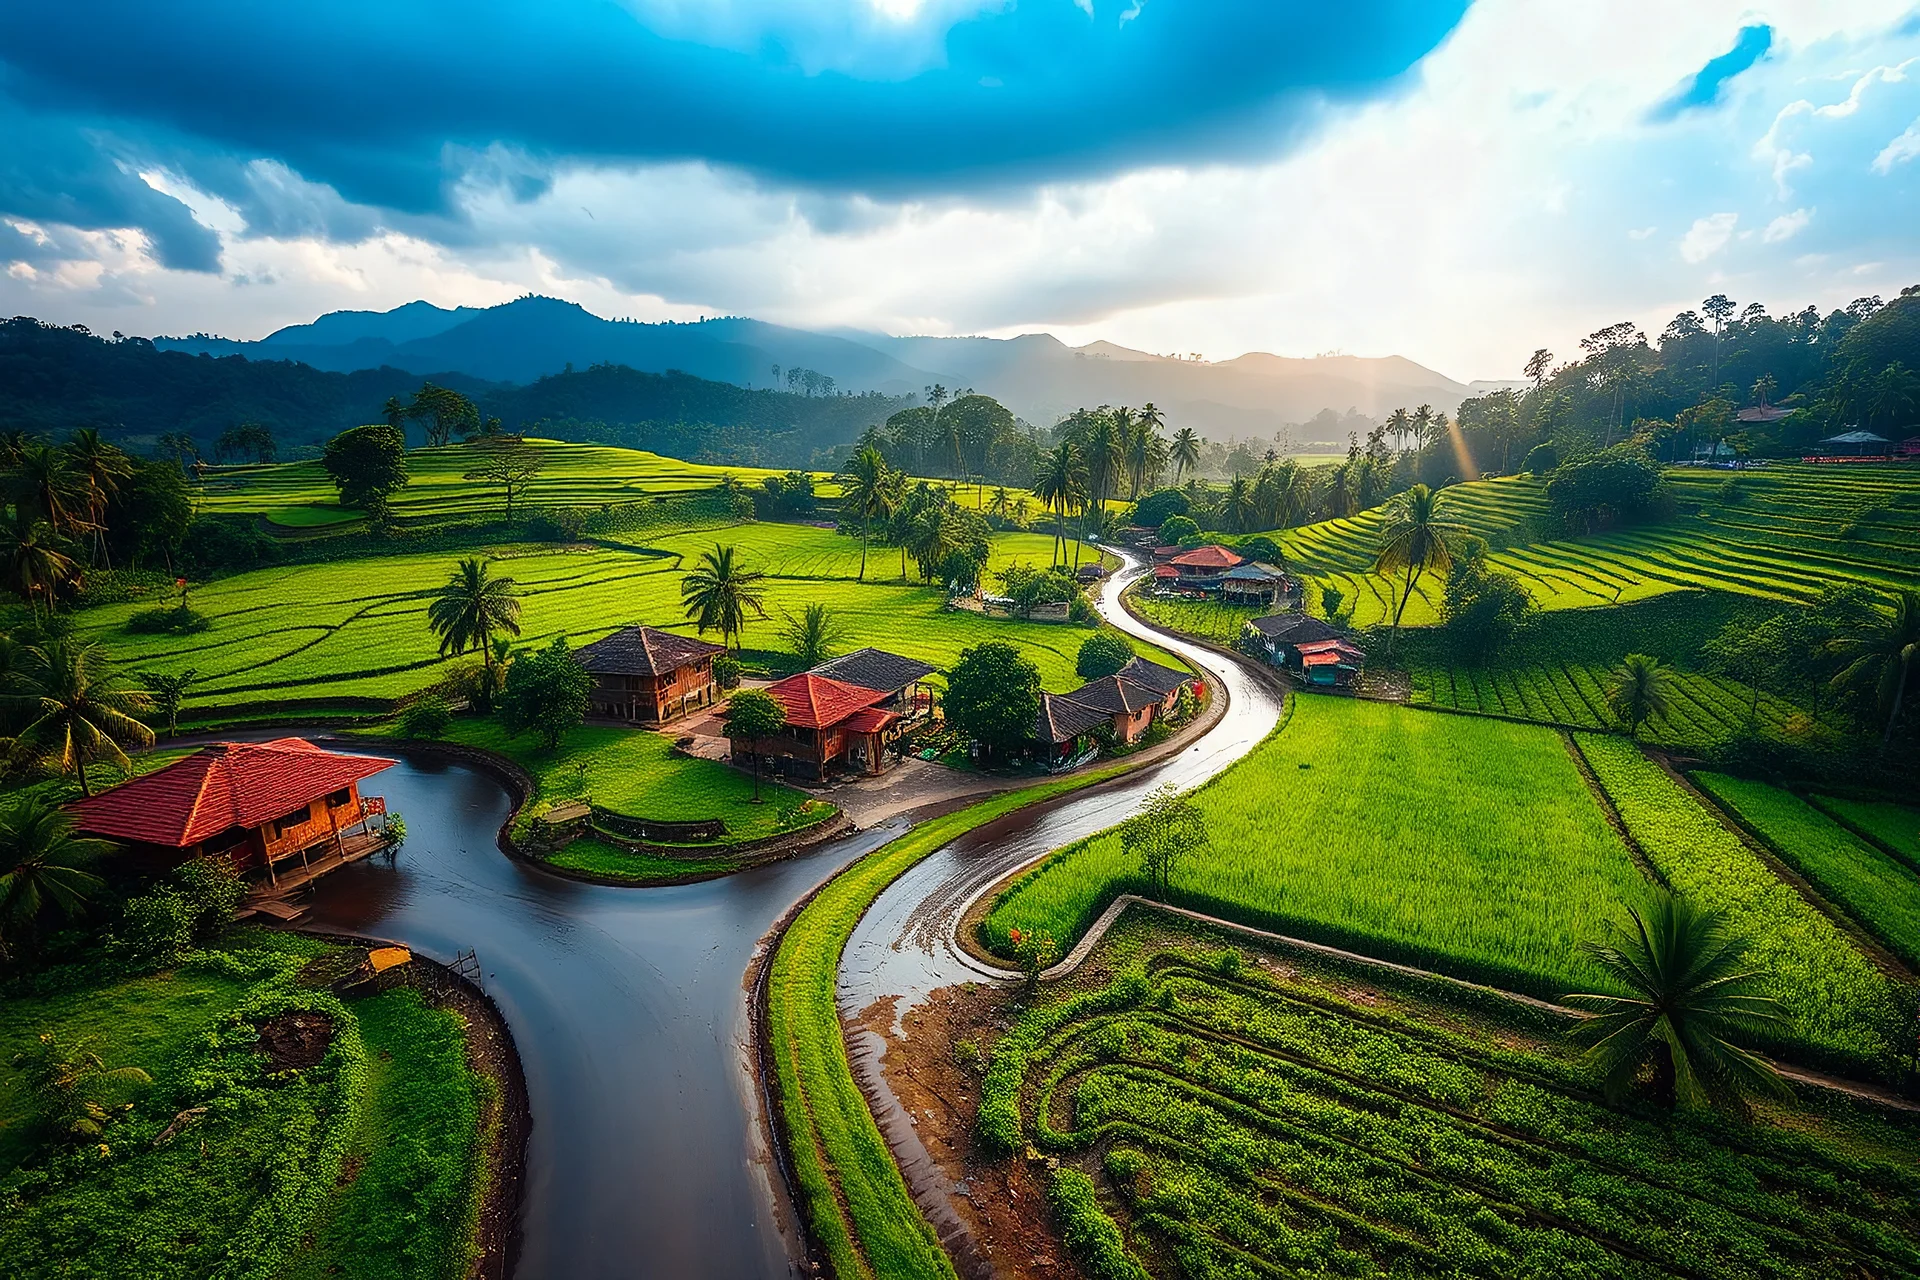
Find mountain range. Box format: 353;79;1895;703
158;297;1496;438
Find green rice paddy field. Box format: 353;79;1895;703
983;915;1920;1280
88;523;1144;712
1277;465;1920;628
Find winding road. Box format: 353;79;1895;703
282;549;1278;1279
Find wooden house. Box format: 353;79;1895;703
1295;638;1367;688
1220;561;1289;605
1167;544;1244;592
808;648;937;726
726;673;897;781
66;739;395;885
1242;613;1345;668
1031;692;1109;770
574;626;726;724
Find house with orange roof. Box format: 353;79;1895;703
724;673;899;781
1167;544;1244;592
65;738;395;885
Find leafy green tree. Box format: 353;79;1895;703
1544;444;1663;534
14;640;154;795
680;543;768;651
1441;552;1534;661
779;602;845;668
499;637;592;750
1130;487;1188;530
462;439;546;516
427;557;522;703
1076;631;1134;680
1157;514;1199;544
139;668;197;737
1827;588;1920;747
1523;442;1559;477
1374;483;1467;657
725;688;787;803
1606;653;1671;739
409;382;482;446
1121;782;1209;901
214;421;276;463
12;442;89;537
943;642;1041;763
1565;894;1787;1110
0;794;110;962
321;423;409;515
9;1031;150;1139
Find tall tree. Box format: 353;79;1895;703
14;640;154;797
1033;441;1087;568
426;557;522;699
942;641;1041;763
837;445;894;583
1606;653;1672;739
498;637;591;750
139;668;198;738
0;795;111;963
65;429;133;568
725;688;787;803
3;516;77;620
1373;483;1465;657
13;443;87;537
1827;588;1920;747
1169;427;1201;482
1524;348;1554;388
680;544;767;650
1564;894;1787;1110
1121;782;1209;901
1701;294;1736;391
322;424;409;516
462;439;546;517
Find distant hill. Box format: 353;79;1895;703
158;297;1480;437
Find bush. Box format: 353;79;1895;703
1156;514;1198;544
712;654;742;690
400;696;452;739
1237;535;1282;564
117;857;246;961
1077;631;1135;679
1130;488;1189;530
527;507;588;541
1048;1168;1148;1280
1524;442;1560;477
125;605;210;635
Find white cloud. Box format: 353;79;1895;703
1679;212;1739;262
1628;225;1658;239
1762;207;1812;241
1873;116;1920;171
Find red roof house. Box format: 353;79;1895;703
1168;544;1244;590
726;674;897;779
67;739;395;881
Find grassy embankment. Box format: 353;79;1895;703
0;932;496;1280
977;912;1920;1280
767;763;1135;1280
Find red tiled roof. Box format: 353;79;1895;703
1302;651;1358;668
66;738;395;848
842;707;896;734
1152;564;1179;578
1294;638;1366;659
753;673;890;730
1168;544;1243;569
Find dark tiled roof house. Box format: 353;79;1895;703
574;626;726;724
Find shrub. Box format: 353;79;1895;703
1048;1168;1148;1280
125;605;210;635
527;507;588;541
1156;514;1199;544
1077;631;1134;679
1524;442;1560;477
400;696;452;739
712;654;742;690
1130;488;1189;530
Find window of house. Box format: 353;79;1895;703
328;788;351;807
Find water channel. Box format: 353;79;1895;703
282;551;1280;1279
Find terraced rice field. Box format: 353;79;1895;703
982;921;1920;1280
985;697;1653;997
1572;735;1891;1062
1694;773;1920;970
88;525;1144;711
1277;465;1920;628
1124;594;1268;647
1811;795;1920;869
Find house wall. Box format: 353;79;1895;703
590;660;716;722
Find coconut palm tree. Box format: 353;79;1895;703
427;557;522;700
13;443;89;539
0;794;111;962
1827;588;1920;748
1169;427;1201;483
837;445;894;583
1373;483;1466;657
1607;653;1672;739
1564;894;1787;1110
779;602;845;667
987;486;1011;520
65;429;133;568
681;544;767;650
13;641;153;797
8;1030;150;1138
1383;407;1413;454
1034;442;1087;568
3;515;78;620
1223;474;1255;533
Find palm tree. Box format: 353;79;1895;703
1564;894;1787;1110
1126;416;1167;498
837;446;894;583
1033;442;1087;568
0;795;111;962
1383;407;1413;454
1606;653;1672;739
1827;588;1920;748
681;544;767;650
14;443;88;538
1223;475;1255;533
9;1030;150;1138
780;602;845;667
1169;427;1201;483
140;668;198;738
1373;483;1466;657
14;640;153;797
3;515;78;619
65;429;133;568
987;486;1011;520
426;558;522;699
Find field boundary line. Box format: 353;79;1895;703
1561;732;1670;890
1806;794;1920;874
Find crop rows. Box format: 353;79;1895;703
1694;773;1920;971
986;697;1652;998
1809;795;1920;870
1570;734;1891;1063
984;954;1920;1280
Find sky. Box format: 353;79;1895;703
2;0;1918;382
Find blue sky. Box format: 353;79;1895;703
2;1;1917;379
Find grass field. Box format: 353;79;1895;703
1124;593;1267;647
0;933;490;1280
980;915;1920;1280
1572;735;1891;1062
985;697;1653;997
88;524;1145;712
1275;465;1920;629
1695;772;1920;971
